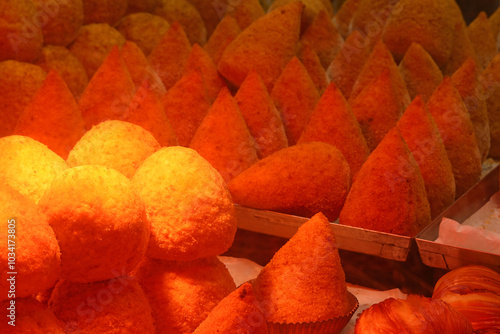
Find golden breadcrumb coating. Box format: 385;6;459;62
82;0;128;26
117;13;170;56
339;127;432;236
49;277;155;333
0;183;61;300
193;282;268;334
135;256;236;333
38;165;150;283
67;120;161;179
0;298;64;333
0;135;68;203
133;147;237;260
228;142;350;221
253;212;352;323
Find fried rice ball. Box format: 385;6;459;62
82;0;128;26
0;183;61;301
132;147;237;261
0;135;68;203
135;256;236;334
38;165;150;283
69;23;126;79
49;277;155;333
30;0;84;46
67;120;161;179
0;61;47;137
36;45;89;99
0;0;43;62
117;13;170;56
0;297;64;333
126;0;160;14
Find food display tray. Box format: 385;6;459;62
416;163;500;271
235;206;412;262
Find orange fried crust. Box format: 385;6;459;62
14;70;85;160
298;44;330;94
397;96;456;219
481;53;500;158
339;127;432;236
67;120;161;179
253;212;352;323
49;277;155;333
398;42;443;102
82;0;128;26
132;147;237;260
190;88;259;182
299;82;370;180
0;298;63;333
234;71;289;159
452;57;491;161
38;165;150;283
135;257;236;334
427;77;482;198
218;2;303;91
193;282;268;334
228;142;350;221
203;15;241;65
271;57;320;145
467;12;497;70
0;184;60;300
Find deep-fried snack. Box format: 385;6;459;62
300;10;343;69
397;96;456;219
339;127;432;236
132;147;238;260
349;69;406;151
82;0;128;26
298;44;329;94
382;0;454;69
427;77;482;198
442;0;477;76
126;0;159;14
36;45;89;99
148;22;192;90
269;0;331;32
38;165;150;283
203;15;241;65
153;0;207;46
218;1;303;91
354;295;473;334
271;57;320;145
49;277;155;333
253;212;353;323
14;70;85;160
327;29;371;99
467;12;497;70
69;23;126;79
452;57;491;161
481;53;500;158
0;0;43;62
227;0;265;30
398;42;443;102
332;0;361;39
234;71;288;158
184;44;226;102
490;6;500;49
299;82;370;180
31;0;83;46
119;40;166;97
0;61;46;137
135;257;236;334
193;283;268;334
0;135;68;203
228;142;350;221
160;70;210;146
0;297;63;333
0;183;60;300
349;40;410;106
117;13;170;56
78;46;136;130
67;120;161;179
190;88;259;182
123;82;178;147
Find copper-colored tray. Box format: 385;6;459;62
235;206;412;262
416;163;500;270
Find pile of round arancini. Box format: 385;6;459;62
0;120;238;333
